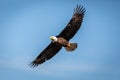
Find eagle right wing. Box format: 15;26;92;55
30;42;62;68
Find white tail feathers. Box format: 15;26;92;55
64;43;77;51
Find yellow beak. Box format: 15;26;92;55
50;36;53;40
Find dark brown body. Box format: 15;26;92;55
54;37;77;51
57;37;69;47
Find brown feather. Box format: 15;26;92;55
57;5;85;41
30;43;61;68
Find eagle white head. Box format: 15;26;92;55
50;36;57;42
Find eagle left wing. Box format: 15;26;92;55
57;5;85;41
30;42;62;68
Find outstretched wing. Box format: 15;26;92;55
30;42;62;68
57;5;85;41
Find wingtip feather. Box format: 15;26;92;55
29;61;38;68
73;5;86;15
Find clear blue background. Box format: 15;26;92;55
0;0;120;80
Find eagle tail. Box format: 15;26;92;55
64;43;77;51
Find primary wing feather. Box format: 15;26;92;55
57;5;85;41
30;42;61;67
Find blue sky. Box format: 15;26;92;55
0;0;120;80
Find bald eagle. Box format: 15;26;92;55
30;5;85;67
